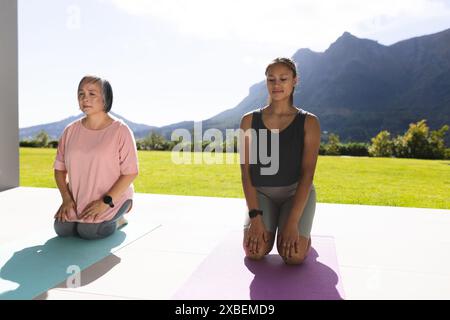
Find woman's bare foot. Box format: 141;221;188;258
116;216;128;230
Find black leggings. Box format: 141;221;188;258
54;199;132;240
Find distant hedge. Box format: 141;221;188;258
20;120;449;159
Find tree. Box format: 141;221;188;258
393;120;448;159
392;134;407;158
429;124;449;159
35;130;50;148
401;120;430;158
222;136;238;153
369;130;393;157
142;132;167;150
326;133;340;155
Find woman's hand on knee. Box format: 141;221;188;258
245;217;268;256
54;198;76;222
278;223;300;260
79;200;109;222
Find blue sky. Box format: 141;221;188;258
19;0;450;128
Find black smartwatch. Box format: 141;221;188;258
103;195;115;208
248;209;263;219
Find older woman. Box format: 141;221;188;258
53;75;139;240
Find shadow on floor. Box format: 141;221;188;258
0;231;126;300
34;254;122;300
245;247;343;300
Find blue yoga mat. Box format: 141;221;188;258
0;222;159;300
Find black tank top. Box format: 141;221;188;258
249;108;307;187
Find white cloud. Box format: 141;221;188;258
109;0;450;51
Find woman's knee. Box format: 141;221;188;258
76;223;101;240
243;240;274;260
54;220;77;237
245;250;266;260
278;237;311;265
284;252;308;265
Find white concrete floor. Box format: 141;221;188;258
1;187;449;300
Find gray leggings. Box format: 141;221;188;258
245;184;316;238
54;199;132;240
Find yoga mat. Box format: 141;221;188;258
173;232;345;300
0;222;160;300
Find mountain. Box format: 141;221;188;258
155;29;450;142
21;29;450;143
19;112;157;140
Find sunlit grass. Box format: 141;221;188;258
20;148;450;209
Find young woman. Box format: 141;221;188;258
240;58;320;264
53;75;139;240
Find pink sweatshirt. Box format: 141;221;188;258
54;118;139;223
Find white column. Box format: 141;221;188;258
0;0;19;191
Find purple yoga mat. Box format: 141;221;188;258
173;232;345;300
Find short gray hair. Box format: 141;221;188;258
77;75;113;112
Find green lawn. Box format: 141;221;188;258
20;148;450;209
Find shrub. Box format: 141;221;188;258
325;133;340;155
369;130;394;157
339;142;369;156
